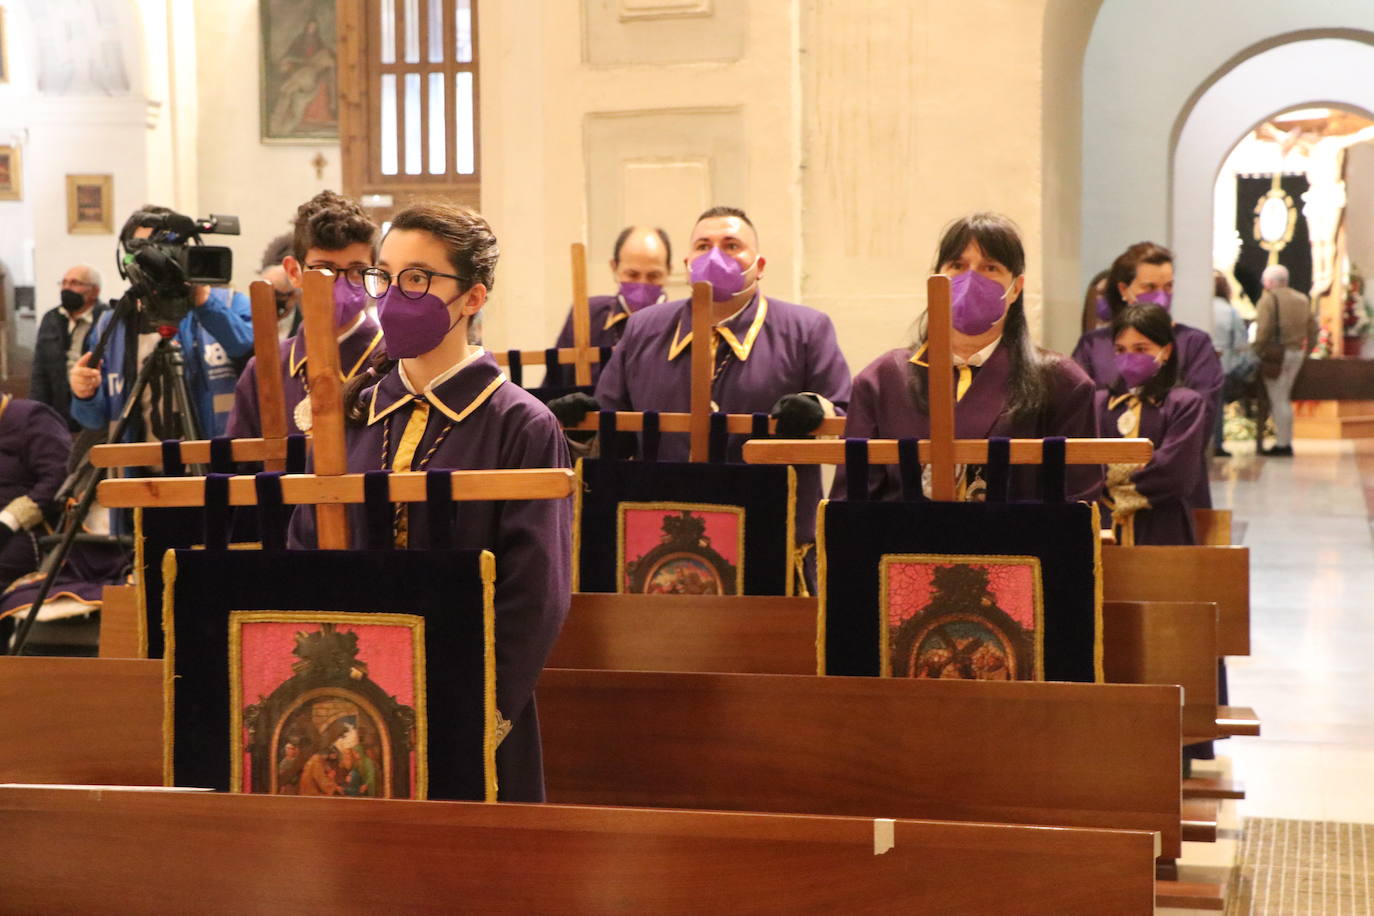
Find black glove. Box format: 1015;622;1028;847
0;523;14;551
548;392;601;427
770;393;826;438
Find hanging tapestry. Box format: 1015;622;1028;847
819;438;1101;682
163;546;496;801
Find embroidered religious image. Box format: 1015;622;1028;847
230;614;426;799
618;503;744;595
879;555;1044;680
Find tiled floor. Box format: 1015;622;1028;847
1212;439;1374;825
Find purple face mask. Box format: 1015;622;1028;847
1134;288;1172;311
618;281;664;312
1115;351;1163;388
689;247;753;303
1094;295;1112;321
948;270;1013;335
333;275;369;327
376;286;459;359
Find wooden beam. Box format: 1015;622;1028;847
744;437;1153;466
301;269;349;548
89;437;295;469
926;274;956;500
570;242;592;386
97;469;575;508
247;279;288;471
689;281;713;462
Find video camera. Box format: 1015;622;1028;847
117;207;240;329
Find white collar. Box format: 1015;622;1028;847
399;346;487;395
953;336;1002;369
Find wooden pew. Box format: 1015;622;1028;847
0;787;1158;915
1102;600;1219;744
537;667;1185;860
1192;509;1233;546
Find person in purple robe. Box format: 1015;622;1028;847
288;202;572;803
549;225;672;386
834;212;1102;504
227;192;383;438
0;394;72;588
1070;241;1221;508
549;205;852;552
1095;304;1208;546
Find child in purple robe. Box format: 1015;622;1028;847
289;203;572;803
835;212;1102;504
1096;304;1208;546
227;191;383;438
1070;241;1222;508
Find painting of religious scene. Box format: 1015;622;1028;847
880;555;1044;681
259;0;337;141
619;503;744;595
232;615;425;798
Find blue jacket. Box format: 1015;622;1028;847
71;288;254;439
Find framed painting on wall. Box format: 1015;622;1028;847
260;0;338;143
66;174;113;234
0;145;19;200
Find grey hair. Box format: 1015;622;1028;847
1262;264;1290;289
78;265;103;290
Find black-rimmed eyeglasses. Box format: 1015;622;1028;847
305;264;369;287
362;267;465;300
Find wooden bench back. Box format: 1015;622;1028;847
1101;545;1250;656
538;667;1184;858
1102;600;1219;742
0;786;1157;914
1192;509;1232;546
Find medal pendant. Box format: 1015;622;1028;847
294;398;314;433
1116;412;1136;437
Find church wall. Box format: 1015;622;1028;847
1082;0;1374;331
193;0;341;290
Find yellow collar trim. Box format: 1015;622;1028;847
604;308;629;332
0;393;10;423
289;328;384;382
667;295;769;362
909;342;929;367
367;372;507;426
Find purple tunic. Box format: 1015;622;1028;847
288;351;572;802
551;294;632;386
1095;387;1207;546
1071;323;1222;508
226;318;383;438
594;292;852;542
832;344;1103;504
0;397;72;584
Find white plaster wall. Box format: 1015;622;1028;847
192;0;340;290
1171;40;1374;330
1081;1;1374;336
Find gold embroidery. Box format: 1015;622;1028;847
815;499;830;675
479;549;498;803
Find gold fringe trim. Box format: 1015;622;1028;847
784;466;797;597
1090;501;1105;683
134;508;148;658
160;549;178;786
570;458;584;592
615;501;745;595
480;549;498;803
815;499;829;675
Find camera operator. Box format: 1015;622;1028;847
31;265;110;432
260;232;303;342
67;206;255;441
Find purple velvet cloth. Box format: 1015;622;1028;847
226;318;382;439
594;292;852;542
287;350;571;803
1071;323;1222;508
1095;387;1208;545
832;344;1103;504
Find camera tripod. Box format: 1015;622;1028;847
6;309;202;656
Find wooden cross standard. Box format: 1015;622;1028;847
742;275;1153;486
488;242;602;385
93;270;574;543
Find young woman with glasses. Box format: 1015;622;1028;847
289;202;572;804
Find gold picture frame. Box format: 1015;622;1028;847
66;174;114;234
0;145;20;201
0;6;10;84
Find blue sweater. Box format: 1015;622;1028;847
71;288;254;439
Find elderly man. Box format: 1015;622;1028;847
31;265;109;431
549;225;673;385
1254;264;1319;457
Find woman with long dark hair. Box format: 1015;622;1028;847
1096;304;1208;546
1080;269;1111;336
290;202;571;803
835;213;1101;503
